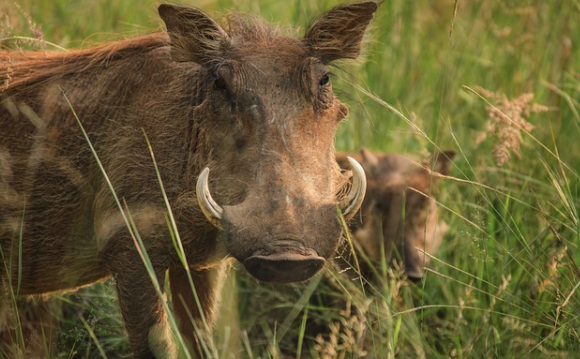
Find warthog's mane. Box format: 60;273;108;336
0;12;300;94
0;34;168;92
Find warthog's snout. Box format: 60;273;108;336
244;252;326;283
195;158;367;283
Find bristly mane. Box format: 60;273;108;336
0;13;292;94
0;33;168;92
224;13;294;47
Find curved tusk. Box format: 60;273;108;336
196;167;224;229
339;156;367;220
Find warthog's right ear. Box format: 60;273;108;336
158;4;229;64
303;1;378;63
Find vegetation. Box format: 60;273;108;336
2;0;579;358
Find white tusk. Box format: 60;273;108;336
339;156;367;220
196;167;224;229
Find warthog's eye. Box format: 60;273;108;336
319;73;332;88
315;72;334;110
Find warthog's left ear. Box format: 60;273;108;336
430;150;456;176
303;1;378;63
360;147;379;168
159;4;229;64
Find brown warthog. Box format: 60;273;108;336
0;2;377;358
337;149;455;281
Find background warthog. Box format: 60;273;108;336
337;149;455;281
0;2;376;358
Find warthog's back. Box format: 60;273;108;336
0;35;178;294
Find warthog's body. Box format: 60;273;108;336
337;149;455;280
0;3;376;358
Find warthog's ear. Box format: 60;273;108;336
360;147;379;168
304;1;378;63
158;4;229;64
430;150;456;176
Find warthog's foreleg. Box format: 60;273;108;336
109;250;175;359
169;263;228;359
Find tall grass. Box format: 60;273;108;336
2;0;580;358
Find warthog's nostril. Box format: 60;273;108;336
244;253;326;283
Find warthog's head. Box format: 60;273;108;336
159;2;377;283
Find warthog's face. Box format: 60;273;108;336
159;3;376;283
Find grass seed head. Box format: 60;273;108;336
474;87;548;166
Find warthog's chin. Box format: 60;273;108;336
243;249;326;283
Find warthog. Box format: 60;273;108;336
337;149;455;281
0;2;377;358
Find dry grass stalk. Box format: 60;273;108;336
483;274;511;323
537;245;567;294
14;4;45;47
474;87;548;166
0;4;45;50
314;299;368;359
1;5;46;91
